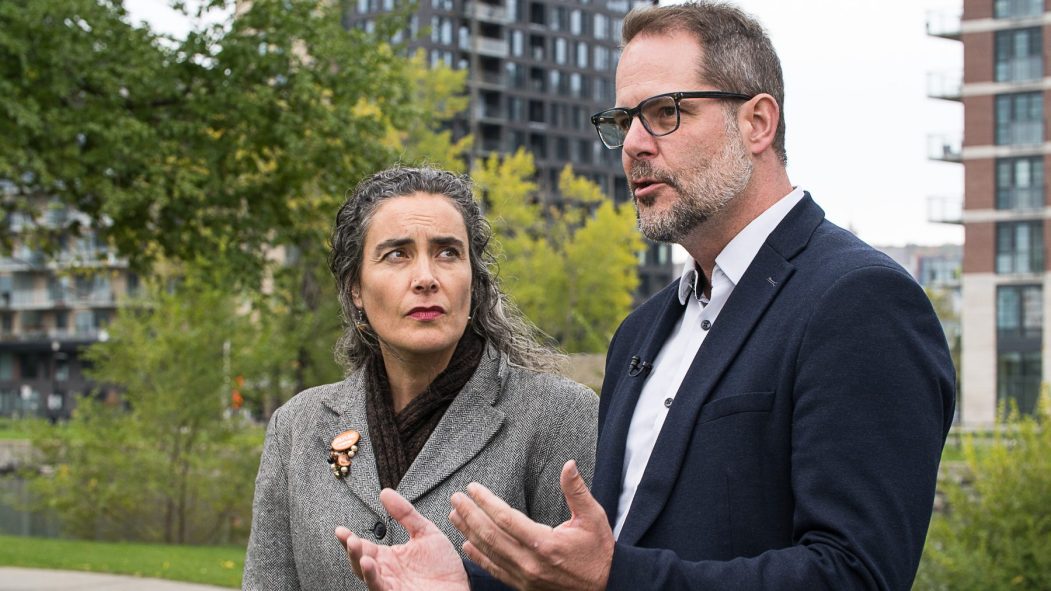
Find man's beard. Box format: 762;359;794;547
631;118;754;243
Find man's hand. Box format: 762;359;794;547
335;488;469;591
449;460;614;591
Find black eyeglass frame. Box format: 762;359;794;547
590;90;755;149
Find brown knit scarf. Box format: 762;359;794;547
365;330;486;491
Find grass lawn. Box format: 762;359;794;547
0;418;34;441
0;534;245;588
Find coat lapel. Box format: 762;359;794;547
396;347;506;504
318;372;386;517
592;285;685;525
616;195;823;545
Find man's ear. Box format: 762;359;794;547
739;93;779;156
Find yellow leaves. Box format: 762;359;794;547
352;98;383;120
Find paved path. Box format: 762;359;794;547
0;567;233;590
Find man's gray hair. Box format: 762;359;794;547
622;1;787;166
329;165;563;373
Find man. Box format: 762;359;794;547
335;3;955;589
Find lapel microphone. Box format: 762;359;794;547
628;355;653;377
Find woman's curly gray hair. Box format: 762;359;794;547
329;165;563;373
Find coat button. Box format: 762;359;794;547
701;320;711;330
371;521;386;539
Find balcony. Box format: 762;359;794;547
464;1;510;24
928;196;963;224
474;37;509;58
927;71;962;101
928;133;963;162
927;9;961;41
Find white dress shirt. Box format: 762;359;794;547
613;187;805;539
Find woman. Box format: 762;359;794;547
242;166;599;591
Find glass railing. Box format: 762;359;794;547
927;195;963;224
928;133;964;161
927;70;963;100
927;8;962;38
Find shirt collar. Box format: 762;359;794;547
676;186;805;304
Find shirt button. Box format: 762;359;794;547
701;320;711;330
371;521;387;539
664;397;673;408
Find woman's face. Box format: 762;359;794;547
352;192;473;366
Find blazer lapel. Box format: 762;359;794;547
396;347;507;505
318;372;386;517
592;285;685;525
616;195;823;545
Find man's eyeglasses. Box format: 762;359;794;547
590;91;754;149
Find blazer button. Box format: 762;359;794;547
701;319;711;330
371;521;387;539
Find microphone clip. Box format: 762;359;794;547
628;355;652;377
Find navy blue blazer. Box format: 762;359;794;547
594;195;955;590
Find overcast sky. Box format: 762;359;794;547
124;0;965;247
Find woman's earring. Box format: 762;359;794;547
354;307;370;332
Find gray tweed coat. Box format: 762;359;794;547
242;345;598;591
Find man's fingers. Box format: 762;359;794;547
451;492;535;579
558;459;602;522
462;482;551;544
379;488;439;539
462;542;518;590
360;555;386;590
335;526;352;546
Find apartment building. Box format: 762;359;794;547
928;0;1048;425
344;0;676;297
0;204;136;420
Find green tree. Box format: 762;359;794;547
1;0;474;404
915;393;1051;590
0;0;465;275
25;273;263;544
475;150;643;352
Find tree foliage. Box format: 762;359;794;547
475;150;642;352
25;275;263;544
915;393;1051;591
0;0;461;282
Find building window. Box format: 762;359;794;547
594;45;610;71
997;284;1043;339
0;353;12;381
576;41;589;68
996;221;1044;273
996;92;1043;145
995;0;1043;19
995;28;1042;82
530;133;547;159
528;100;545;123
551;5;568;30
529;2;545;25
997;156;1044;210
594;13;609;40
997;351;1042;415
554;37;567;65
507;97;524;121
511;30;523;57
